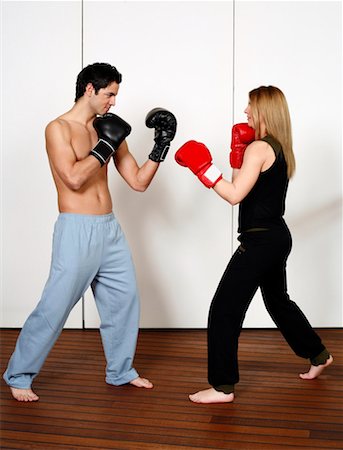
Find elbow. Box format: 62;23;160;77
133;184;148;193
230;198;240;206
69;182;82;192
228;188;244;205
214;179;241;206
65;175;84;191
225;193;242;206
130;180;150;192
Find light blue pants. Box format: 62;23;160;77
3;212;140;389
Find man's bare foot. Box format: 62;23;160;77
299;354;333;380
129;376;153;389
10;387;39;402
189;387;234;404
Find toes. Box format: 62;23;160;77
189;394;200;403
10;388;39;402
130;377;154;388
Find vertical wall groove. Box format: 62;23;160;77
81;0;84;69
230;0;236;257
81;0;85;329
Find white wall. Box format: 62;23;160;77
1;1;342;329
82;1;233;328
233;1;342;327
1;1;83;327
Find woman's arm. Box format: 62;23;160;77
213;140;270;205
175;139;274;204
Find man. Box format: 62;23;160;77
3;62;177;401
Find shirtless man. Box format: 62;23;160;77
3;62;177;402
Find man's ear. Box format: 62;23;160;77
85;83;95;97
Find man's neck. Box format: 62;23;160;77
65;99;96;126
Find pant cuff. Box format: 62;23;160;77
105;368;139;386
214;384;235;394
310;348;330;366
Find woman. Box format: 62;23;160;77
175;86;333;404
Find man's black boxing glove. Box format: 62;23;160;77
91;113;131;166
145;108;177;162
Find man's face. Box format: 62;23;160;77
90;81;120;115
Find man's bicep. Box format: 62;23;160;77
45;122;77;177
113;141;137;178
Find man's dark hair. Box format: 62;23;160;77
75;62;122;102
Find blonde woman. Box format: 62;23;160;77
175;86;333;404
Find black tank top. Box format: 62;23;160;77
238;135;289;233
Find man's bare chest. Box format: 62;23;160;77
70;123;98;160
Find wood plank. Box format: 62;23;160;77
1;328;342;449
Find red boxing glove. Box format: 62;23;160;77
175;140;222;188
229;123;255;169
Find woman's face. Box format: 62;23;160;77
244;103;255;129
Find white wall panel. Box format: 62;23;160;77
82;1;234;328
1;1;341;330
233;1;342;327
1;1;82;327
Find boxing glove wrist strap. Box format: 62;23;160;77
199;164;222;188
90;139;115;166
149;142;170;162
203;165;222;182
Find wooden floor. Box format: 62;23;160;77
0;328;342;450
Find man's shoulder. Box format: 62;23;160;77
46;115;71;137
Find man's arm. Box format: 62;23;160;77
113;107;177;192
45;120;101;191
113;141;159;192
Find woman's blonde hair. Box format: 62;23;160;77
249;86;296;178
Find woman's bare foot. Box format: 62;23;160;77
129;376;153;389
10;387;39;402
299;354;333;380
189;387;234;404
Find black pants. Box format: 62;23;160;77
207;225;326;387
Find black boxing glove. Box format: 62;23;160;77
91;113;132;166
145;108;177;162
